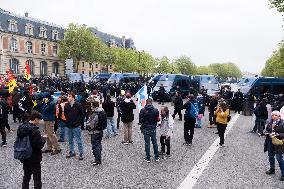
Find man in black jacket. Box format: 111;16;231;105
253;100;268;136
120;93;136;144
139;99;160;162
17;111;46;189
65;92;85;160
182;95;197;146
158;84;166;105
102;94;117;138
172;91;183;121
0;95;9;147
208;94;218;128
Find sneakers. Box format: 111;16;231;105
51;149;62;155
66;152;76;158
183;142;192;146
122;141;129;145
144;158;150;163
265;169;275;175
92;161;101;166
129;141;133;144
155;158;160;162
2;142;7;147
79;154;84;160
218;144;225;147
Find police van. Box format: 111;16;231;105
108;73;139;85
151;74;192;101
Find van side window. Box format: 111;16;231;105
258;85;271;94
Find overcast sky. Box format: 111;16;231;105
1;0;283;73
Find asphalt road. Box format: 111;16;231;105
0;101;283;189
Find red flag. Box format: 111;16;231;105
24;61;31;80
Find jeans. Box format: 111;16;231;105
216;123;227;145
209;111;216;125
267;140;275;170
196;118;202;128
255;118;265;134
0;127;6;144
184;117;196;144
117;112;121;129
276;153;284;176
67;126;84;155
22;162;42;189
160;135;170;155
143;128;159;160
106;117;117;137
59;121;66;141
91;131;103;163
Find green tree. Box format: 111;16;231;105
269;0;284;13
208;62;242;79
58;23;96;72
172;55;197;75
155;56;172;74
196;66;212;75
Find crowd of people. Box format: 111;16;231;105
2;76;284;188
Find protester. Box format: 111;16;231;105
214;99;230;147
159;106;174;158
158;84;166;105
102;94;117;138
120;93;136;144
264;111;284;181
0;94;9;147
139;98;160;162
65;92;84;160
86;99;107;166
252;100;268;136
41;92;61;155
208;94;218;128
17;111;46;189
56;96;68;142
172;91;183;121
182;95;197;146
11;87;22;123
116;90;125;129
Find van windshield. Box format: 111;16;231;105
237;77;256;86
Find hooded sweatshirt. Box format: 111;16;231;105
139;104;160;129
17;123;46;163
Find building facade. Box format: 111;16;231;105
0;8;135;77
0;9;65;77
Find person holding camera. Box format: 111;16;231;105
214;99;230;147
264;111;284;181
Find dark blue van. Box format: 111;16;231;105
152;74;191;101
92;73;111;82
108;73;139;84
193;75;220;96
238;76;284;98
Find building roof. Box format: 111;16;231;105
0;8;135;48
0;8;64;41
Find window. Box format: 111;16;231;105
95;64;98;68
109;64;112;69
89;63;92;68
26;60;34;75
53;45;57;56
9;58;19;74
82;62;84;67
89;71;92;77
52;30;59;40
41;43;46;55
10;38;18;52
53;62;59;75
40;61;48;76
26;41;33;53
8;19;18;32
39;26;47;38
25;23;33;35
82;71;84;74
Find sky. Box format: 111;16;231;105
1;0;283;73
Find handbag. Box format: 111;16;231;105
272;136;284;146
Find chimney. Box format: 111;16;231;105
24;12;28;17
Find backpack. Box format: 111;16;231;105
86;108;107;132
187;102;198;119
14;136;33;160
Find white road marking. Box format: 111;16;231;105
178;114;240;189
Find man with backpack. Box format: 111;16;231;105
86;98;107;166
139;98;160;163
182;95;198;146
15;111;46;189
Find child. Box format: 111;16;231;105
159;106;174;158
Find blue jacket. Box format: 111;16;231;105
41;98;56;121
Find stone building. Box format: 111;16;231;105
0;8;136;77
0;9;65;77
